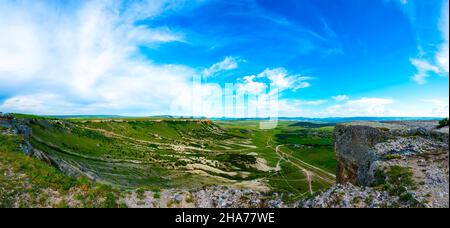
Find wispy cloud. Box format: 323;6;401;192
422;99;449;117
408;0;449;84
202;56;243;78
0;0;315;117
322;97;394;117
332;95;349;102
277;95;448;118
257;68;313;92
301;100;328;106
235;67;313;95
410;59;441;84
237;75;267;95
436;0;449;73
0;0;198;115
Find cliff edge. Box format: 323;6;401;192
302;121;449;208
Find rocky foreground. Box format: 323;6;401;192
123;186;285;208
302;121;449;208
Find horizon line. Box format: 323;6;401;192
2;112;446;120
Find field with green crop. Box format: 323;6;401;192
3;116;337;201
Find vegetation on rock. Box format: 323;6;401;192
438;118;449;128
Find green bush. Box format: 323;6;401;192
153;191;161;199
383;154;402;160
136;188;146;200
438;118;449;128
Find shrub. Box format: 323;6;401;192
372;166;422;207
383;154;402;160
136;188;146;200
153;191;161;199
102;192;119;208
438;118;449;128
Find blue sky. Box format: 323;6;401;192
0;0;448;117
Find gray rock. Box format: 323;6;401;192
335;121;448;186
174;194;183;203
310;121;450;208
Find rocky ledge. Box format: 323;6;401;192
307;121;449;208
300;183;407;208
123;186;286;208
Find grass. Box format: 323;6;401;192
153;191;161;199
372;166;422;207
136;188;146;200
383;154;402;160
26;119;261;188
273;124;336;173
11;113;55;120
2;115;338;204
0;134;124;208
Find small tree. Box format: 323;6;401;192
438;118;449;128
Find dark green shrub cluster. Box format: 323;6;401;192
438;118;449;128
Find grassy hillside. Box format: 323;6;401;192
2;116;337;204
0;133;123;208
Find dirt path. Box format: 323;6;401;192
277;146;335;179
267;132;335;194
275;145;313;194
277;146;335;184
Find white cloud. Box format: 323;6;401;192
237;75;267;95
0;2;46;80
0;0;197;115
0;1;315;118
332;95;349;102
271;99;328;117
266;96;447;118
302;100;328;105
410;0;449;84
257;68;313;91
234;68;312;96
203;56;242;78
131;27;185;44
321;97;394;117
0;93;85;115
228;68;314;118
436;0;449;73
410;59;441;84
422;99;449;117
277;100;304;117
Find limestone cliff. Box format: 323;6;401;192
302;121;449;208
335;121;448;186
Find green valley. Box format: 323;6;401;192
1;115;337;204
